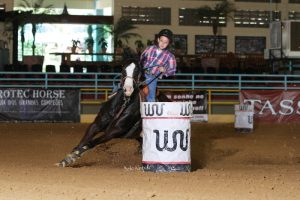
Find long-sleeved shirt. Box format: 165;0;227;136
140;45;177;77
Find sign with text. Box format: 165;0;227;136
163;90;208;122
0;88;80;122
240;90;300;123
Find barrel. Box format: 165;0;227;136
234;104;254;133
140;102;193;172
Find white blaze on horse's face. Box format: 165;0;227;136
123;62;136;97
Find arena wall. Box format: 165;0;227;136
80;114;235;124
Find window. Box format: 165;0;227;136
235;36;266;54
122;6;171;25
195;35;227;54
173;35;188;55
0;3;5;12
234;10;281;28
289;11;300;19
179;8;226;26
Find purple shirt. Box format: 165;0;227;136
140;45;177;77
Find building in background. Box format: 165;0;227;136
0;0;300;65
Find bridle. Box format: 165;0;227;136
121;75;138;88
115;65;141;119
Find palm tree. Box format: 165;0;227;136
97;17;141;54
18;0;53;55
197;0;235;53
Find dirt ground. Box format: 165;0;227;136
0;122;299;200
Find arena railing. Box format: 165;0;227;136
1;71;300;112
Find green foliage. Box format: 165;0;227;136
197;0;235;35
97;17;141;51
17;0;54;55
98;38;108;49
116;39;123;48
85;38;94;48
197;0;235;52
87;25;93;37
135;40;144;49
147;39;154;46
18;0;54;14
72;39;80;48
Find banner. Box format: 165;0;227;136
240;90;300;123
163;90;208;122
141;102;193;172
0;88;80;122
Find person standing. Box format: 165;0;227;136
140;29;177;102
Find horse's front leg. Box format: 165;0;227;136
87;104;142;153
56;122;100;167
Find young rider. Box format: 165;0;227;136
140;29;177;102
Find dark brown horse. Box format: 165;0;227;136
56;59;152;167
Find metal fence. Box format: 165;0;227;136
2;71;300;115
1;71;300;100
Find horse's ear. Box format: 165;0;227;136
122;58;139;67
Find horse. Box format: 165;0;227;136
56;59;164;167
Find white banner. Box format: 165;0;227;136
141;102;192;165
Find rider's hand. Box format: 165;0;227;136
158;66;166;73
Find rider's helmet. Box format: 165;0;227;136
158;29;173;43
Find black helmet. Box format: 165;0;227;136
158;29;173;42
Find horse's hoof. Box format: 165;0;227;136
55;146;89;167
55;153;80;167
55;160;68;167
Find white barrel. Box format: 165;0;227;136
141;102;193;172
234;104;254;133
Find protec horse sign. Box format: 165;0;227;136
0;88;80;122
141;102;193;172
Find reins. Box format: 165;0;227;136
114;63;162;119
138;72;162;89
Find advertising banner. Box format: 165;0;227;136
0;88;80;122
163;90;208;122
141;102;193;172
240;90;300;123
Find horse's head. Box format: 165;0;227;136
121;59;144;97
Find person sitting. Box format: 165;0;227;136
140;29;177;102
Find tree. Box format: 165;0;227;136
97;17;141;53
17;0;53;55
197;0;235;53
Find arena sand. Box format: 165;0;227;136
0;123;299;200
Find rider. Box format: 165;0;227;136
140;29;177;102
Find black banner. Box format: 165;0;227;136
0;88;80;122
163;90;208;122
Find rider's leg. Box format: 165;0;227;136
145;73;158;102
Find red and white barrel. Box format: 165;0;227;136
141;102;193;172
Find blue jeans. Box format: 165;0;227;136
145;73;158;102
